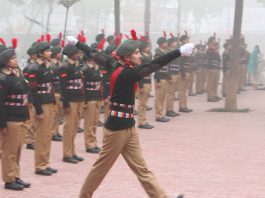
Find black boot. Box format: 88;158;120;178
26;144;34;150
15;178;31;188
5;181;24;191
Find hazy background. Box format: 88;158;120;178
0;0;264;65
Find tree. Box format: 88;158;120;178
144;0;151;34
114;0;121;35
225;0;244;111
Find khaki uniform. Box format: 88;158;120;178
177;74;190;109
206;49;221;100
155;79;168;119
63;101;83;157
2;122;26;182
79;127;167;198
154;48;169;119
34;104;55;170
166;74;179;112
83;101;101;149
138;84;152;125
51;93;63;136
22;103;36;145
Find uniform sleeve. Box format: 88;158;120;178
0;80;7;128
129;49;181;83
27;68;43;115
58;65;70;108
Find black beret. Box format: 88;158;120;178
63;44;79;56
157;37;167;45
106;35;115;43
27;46;37;56
0;49;15;68
95;34;105;42
0;45;7;54
51;46;62;56
35;42;50;53
139;41;151;51
51;38;61;47
105;44;116;55
167;38;177;46
116;40;138;57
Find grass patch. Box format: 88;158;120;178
208;108;250;113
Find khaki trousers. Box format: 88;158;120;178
0;131;3;158
165;75;179;112
178;74;189;109
207;69;220;99
51;93;63;135
22;103;36;145
154;79;168;119
2;122;26;182
83;101;101;149
35;104;55;170
103;98;110;122
63;101;83;158
138;84;152;125
188;71;195;94
79;127;167;198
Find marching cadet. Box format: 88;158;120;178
22;45;38;150
49;46;63;141
82;55;102;153
106;35;115;46
154;37;170;122
65;33;193;198
58;44;84;164
137;37;154;129
222;40;232;97
206;37;222;102
27;42;57;176
178;35;193;113
0;45;31;190
165;37;181;117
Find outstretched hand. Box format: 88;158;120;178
180;43;194;56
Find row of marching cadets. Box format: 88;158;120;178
0;29;250;191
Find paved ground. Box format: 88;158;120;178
1;88;265;198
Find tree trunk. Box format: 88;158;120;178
144;0;151;34
225;0;244;111
46;0;54;34
114;0;120;35
177;0;181;33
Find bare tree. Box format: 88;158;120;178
225;0;244;111
46;0;54;34
114;0;121;35
144;0;151;34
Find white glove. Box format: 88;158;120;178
66;36;78;45
180;43;194;56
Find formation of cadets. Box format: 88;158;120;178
0;29;250;194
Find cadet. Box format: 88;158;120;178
0;47;31;190
27;42;57;176
66;35;194;198
154;37;170;122
137;38;154;129
58;44;84;164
